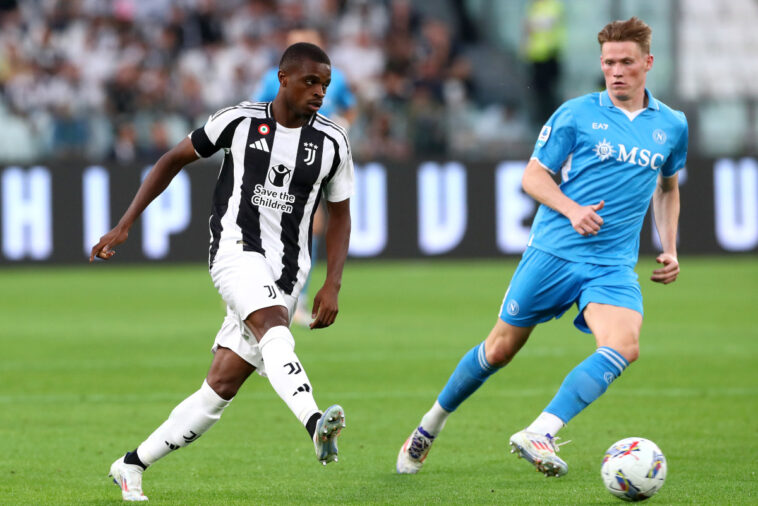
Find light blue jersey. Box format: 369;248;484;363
251;67;356;119
528;89;688;266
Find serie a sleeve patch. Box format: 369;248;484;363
538;125;552;142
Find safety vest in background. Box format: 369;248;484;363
524;0;565;62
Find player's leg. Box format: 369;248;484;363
530;270;642;433
512;302;641;477
541;303;639;425
245;306;345;465
396;319;534;474
438;319;533;417
531;303;639;432
584;303;641;362
134;347;251;465
398;248;576;474
505;252;596;477
209;250;344;464
109;348;253;501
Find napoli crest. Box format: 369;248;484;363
652;129;667;144
506;300;520;316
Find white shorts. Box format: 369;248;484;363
209;251;298;375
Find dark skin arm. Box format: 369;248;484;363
89;137;200;262
310;199;351;329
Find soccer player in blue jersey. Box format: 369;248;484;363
397;17;687;477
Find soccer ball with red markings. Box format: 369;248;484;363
601;437;667;502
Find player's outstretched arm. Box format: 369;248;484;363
522;159;605;236
651;173;680;284
89;138;199;262
310;199;351;329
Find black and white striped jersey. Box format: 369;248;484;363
189;101;353;296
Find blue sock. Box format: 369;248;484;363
544;346;629;424
437;342;499;412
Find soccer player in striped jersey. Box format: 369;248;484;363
252;28;356;327
397;17;687;478
91;42;353;501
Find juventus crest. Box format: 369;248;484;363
303;142;318;165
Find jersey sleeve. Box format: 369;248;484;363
661;114;688;178
530;103;577;174
323;136;354;202
189;106;245;158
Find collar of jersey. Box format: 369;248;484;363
598;88;660;111
266;101;312;131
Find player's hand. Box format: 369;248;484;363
309;283;339;329
568;200;604;236
89;225;129;263
651;253;679;284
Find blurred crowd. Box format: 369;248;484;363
4;0;757;165
0;0;544;164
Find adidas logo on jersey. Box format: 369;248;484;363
249;138;270;152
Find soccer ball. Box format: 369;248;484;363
601;437;667;502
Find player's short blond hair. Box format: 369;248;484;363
597;17;652;55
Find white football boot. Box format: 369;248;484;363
313;404;346;465
396;426;435;474
109;455;149;501
509;430;568;477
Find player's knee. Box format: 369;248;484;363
620;342;639;364
206;376;241;400
603;338;639;364
484;335;519;367
485;322;531;367
484;340;509;366
596;322;640;364
245;305;290;341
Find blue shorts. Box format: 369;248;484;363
499;247;643;333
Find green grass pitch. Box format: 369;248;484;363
1;257;756;504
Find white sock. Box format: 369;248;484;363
258;326;319;425
136;380;231;466
419;400;450;437
526;411;565;437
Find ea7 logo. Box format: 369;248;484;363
592;122;609;130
